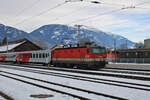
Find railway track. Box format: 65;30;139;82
1;63;150;81
1;65;150;92
102;68;150;75
0;70;127;100
0;91;14;100
1;64;150;99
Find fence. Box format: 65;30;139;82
107;58;150;64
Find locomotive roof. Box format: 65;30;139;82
54;46;105;50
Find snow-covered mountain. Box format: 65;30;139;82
0;24;49;49
0;24;28;42
0;24;135;49
30;24;135;48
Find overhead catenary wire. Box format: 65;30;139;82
13;1;68;27
14;0;42;18
68;0;150;27
13;0;126;28
136;0;150;6
11;0;150;32
69;8;125;25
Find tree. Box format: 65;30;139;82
134;42;144;48
2;37;8;45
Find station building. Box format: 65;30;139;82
0;38;43;53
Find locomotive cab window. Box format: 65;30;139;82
92;48;106;54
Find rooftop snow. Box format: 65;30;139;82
0;41;25;52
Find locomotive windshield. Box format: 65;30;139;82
92;48;106;54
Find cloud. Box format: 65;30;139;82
0;0;150;42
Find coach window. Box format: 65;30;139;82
39;54;41;58
43;53;45;58
33;54;35;58
36;54;38;58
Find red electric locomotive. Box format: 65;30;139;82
51;45;107;69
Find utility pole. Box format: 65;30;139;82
6;37;8;53
75;25;82;45
114;39;116;63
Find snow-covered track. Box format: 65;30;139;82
0;91;14;100
99;69;150;76
1;65;150;92
46;67;150;81
1;62;150;81
0;71;127;100
0;73;91;100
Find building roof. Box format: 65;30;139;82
0;41;25;52
0;38;44;52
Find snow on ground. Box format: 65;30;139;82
0;72;113;100
0;75;78;100
0;67;150;100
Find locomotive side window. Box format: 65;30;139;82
78;50;80;52
92;48;106;54
92;48;100;54
87;49;90;54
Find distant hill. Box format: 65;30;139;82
0;24;136;49
30;24;136;48
0;24;49;49
0;24;28;42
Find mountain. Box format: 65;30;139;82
30;24;136;48
0;24;49;49
0;24;136;49
0;24;28;42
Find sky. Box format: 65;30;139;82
0;0;150;43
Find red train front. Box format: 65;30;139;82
51;45;107;69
